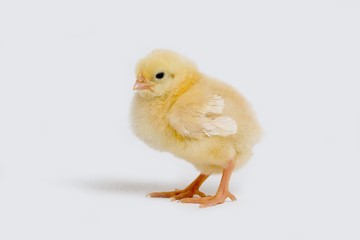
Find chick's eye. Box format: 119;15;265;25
155;72;164;79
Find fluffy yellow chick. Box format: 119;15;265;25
131;49;261;208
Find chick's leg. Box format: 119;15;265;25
181;160;236;208
147;173;209;200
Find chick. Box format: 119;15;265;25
131;49;261;208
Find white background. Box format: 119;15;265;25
1;0;359;239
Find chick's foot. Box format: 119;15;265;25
147;173;209;200
180;190;237;208
148;189;207;200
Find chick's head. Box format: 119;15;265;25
133;49;199;98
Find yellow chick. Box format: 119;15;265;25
131;49;261;208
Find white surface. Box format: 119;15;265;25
1;1;360;239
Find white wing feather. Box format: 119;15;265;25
202;116;238;137
168;95;238;138
203;95;225;114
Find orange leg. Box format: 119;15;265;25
147;173;209;201
181;160;237;208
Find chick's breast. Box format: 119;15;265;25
131;95;174;152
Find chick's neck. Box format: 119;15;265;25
163;72;200;106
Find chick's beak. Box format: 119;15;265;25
133;76;153;91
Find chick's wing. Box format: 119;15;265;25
167;95;237;139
